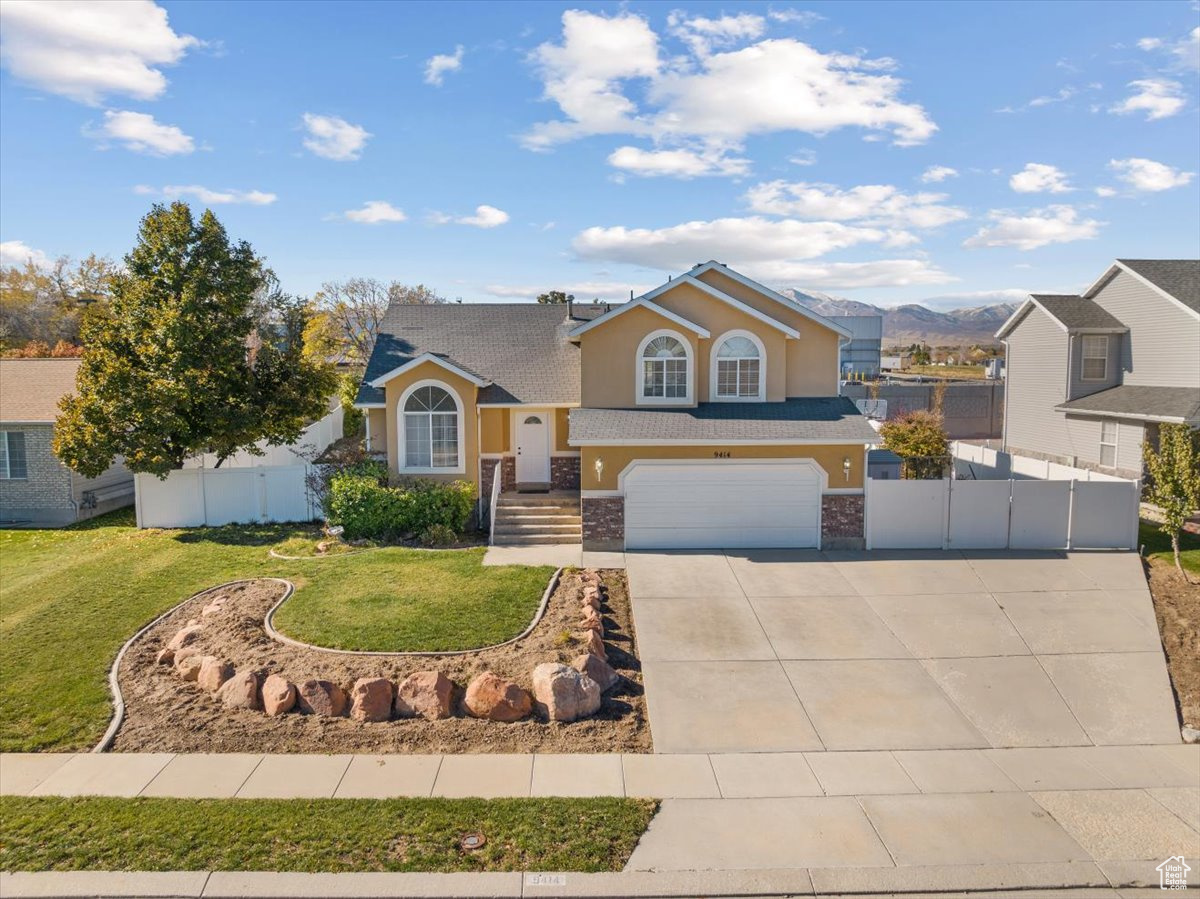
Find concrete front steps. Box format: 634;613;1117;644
491;491;581;546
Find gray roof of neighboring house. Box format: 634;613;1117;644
1057;385;1200;423
1117;259;1200;313
568;397;879;443
0;358;80;423
1031;294;1127;330
356;304;582;406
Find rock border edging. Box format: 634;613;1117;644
94;578;293;754
262;568;562;658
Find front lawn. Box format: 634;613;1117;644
0;796;657;872
1139;520;1200;575
0;510;551;752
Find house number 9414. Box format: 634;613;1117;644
713;451;732;458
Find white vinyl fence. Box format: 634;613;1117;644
135;465;317;528
865;476;1140;550
951;441;1131;482
184;405;344;469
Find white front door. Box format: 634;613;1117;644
516;413;550;483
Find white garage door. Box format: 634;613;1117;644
624;460;824;550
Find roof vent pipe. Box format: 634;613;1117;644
567;296;573;319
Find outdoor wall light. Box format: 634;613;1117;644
593;456;604;483
842;456;852;481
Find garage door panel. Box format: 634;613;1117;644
623;460;825;550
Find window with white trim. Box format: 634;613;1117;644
0;431;27;479
1081;335;1108;381
715;335;761;398
1099;420;1118;468
403;385;459;469
641;335;689;399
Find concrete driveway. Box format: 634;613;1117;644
626;549;1180;754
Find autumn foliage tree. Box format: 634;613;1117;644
879;409;950;479
1143;423;1200;580
54;203;336;477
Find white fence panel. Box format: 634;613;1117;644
136;465;315;528
1009;454;1050;480
947;480;1011;549
185;405;344;469
867;479;948;549
1070;481;1139;549
1009;479;1071;549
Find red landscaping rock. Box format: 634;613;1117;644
261;674;296;716
298;679;349;717
394;670;454;721
219;670;261;711
350;677;394;722
580;608;603;632
463;672;532;722
166;624;203;651
176;655;204;682
581;591;602;611
532;662;601;722
572;653;620;693
197;657;234;693
155;647;175;666
584;629;607;660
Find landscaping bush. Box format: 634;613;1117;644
419;524;458;547
324;474;475;541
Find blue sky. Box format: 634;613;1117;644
1;0;1197;309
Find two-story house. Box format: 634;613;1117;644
996;259;1200;479
355;261;878;551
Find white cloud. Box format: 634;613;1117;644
789;148;817;166
1094;186;1118;197
767;9;825;26
572;215;911;272
1009;163;1073;194
964;205;1102;251
134;184;276;205
1108;157;1196;191
1109;78;1186;120
1137;37;1164;51
523;10;936;151
431;205;510;228
85;109;194;155
483;280;651;301
744;181;968;228
0;0;198;104
343;201;406;224
0;239;49;268
607;145;751;178
667;11;765;56
919;288;1034;310
747;258;955;289
920;165;958;183
1137;26;1199;71
301;113;371;161
424;45;464;86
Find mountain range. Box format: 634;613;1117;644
781;289;1020;347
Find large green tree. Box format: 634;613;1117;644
54;203;336;477
1143;423;1200;580
537;289;573;305
879;409;950;479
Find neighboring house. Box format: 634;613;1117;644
996;258;1200;479
880;353;910;371
0;358;134;526
356;261;877;550
836;314;883;376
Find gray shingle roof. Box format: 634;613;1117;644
1117;259;1200;313
1031;295;1127;330
569;397;879;443
356;304;580;406
1057;385;1200;423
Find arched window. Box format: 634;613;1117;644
401;382;461;470
714;334;762;399
638;331;691;402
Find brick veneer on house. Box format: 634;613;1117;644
480;457;517;511
551;455;581;491
822;494;864;550
582;496;624;552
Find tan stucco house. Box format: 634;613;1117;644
355;261;878;551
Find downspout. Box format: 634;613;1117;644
1000;338;1011;452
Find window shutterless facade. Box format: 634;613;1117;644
636;330;693;404
399;383;462;472
1099;419;1118;467
0;431;27;479
1081;335;1109;381
713;332;765;400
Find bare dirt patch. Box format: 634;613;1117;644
1146;557;1200;730
113;570;650;753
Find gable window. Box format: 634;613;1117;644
400;382;462;471
1099;420;1118;468
0;431;27;479
713;331;765;400
637;330;692;403
1081;335;1108;381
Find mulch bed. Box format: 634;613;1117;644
1146;557;1200;731
112;569;651;754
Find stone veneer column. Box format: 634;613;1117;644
582;496;624;552
550;455;581;490
821;494;865;550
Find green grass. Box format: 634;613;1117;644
0;510;553;752
906;364;988;379
0;796;657;872
1139;520;1200;574
272;535;358;557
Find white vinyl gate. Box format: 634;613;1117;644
866;477;1139;550
135;465;317;528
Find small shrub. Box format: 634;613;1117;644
324;473;476;541
879;409;949;480
419;524;457;547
